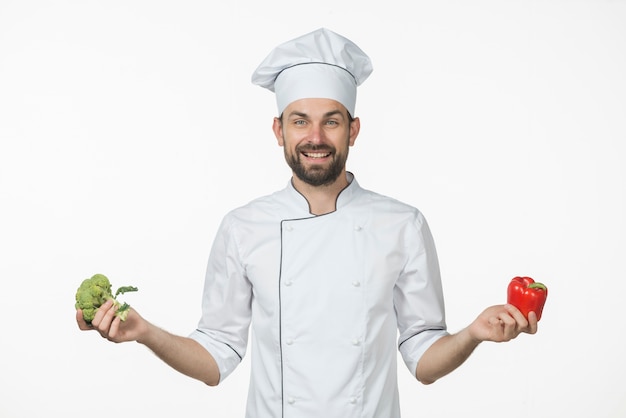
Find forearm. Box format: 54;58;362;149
416;304;538;384
138;322;221;386
415;327;480;385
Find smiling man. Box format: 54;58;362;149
274;98;358;213
277;102;355;188
77;28;538;418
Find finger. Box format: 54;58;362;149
505;304;539;335
488;307;517;341
108;315;122;340
488;315;501;326
499;307;517;326
76;309;93;331
526;311;539;334
504;304;533;335
504;304;528;325
91;299;115;329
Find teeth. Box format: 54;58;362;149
304;152;330;158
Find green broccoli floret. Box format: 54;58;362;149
75;273;138;324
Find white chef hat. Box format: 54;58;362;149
251;28;373;116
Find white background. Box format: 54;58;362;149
1;1;625;417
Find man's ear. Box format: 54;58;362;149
349;117;361;146
272;117;284;146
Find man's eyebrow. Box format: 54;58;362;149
323;109;345;119
286;109;345;119
287;111;308;119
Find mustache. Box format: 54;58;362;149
296;144;335;153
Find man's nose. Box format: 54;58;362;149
308;123;325;144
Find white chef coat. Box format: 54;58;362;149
190;173;449;418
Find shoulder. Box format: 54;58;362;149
220;186;294;228
223;193;277;223
356;185;426;222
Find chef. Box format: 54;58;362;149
78;27;539;418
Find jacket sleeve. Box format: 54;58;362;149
394;210;449;375
189;213;253;383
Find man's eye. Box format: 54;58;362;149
294;120;306;125
326;120;338;126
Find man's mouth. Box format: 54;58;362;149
302;151;331;159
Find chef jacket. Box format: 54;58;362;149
190;173;449;418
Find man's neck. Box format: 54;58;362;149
292;172;350;215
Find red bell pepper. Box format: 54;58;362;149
507;276;548;321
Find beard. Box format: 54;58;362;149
285;143;348;187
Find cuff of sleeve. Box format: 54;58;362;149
399;329;449;375
189;329;242;383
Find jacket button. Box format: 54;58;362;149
351;339;361;346
284;280;293;286
354;225;362;231
287;397;295;405
352;280;360;287
349;397;357;404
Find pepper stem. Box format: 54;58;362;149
528;282;547;291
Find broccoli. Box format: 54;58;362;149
75;273;138;324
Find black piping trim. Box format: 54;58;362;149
290;174;352;216
397;326;447;349
193;329;243;361
277;215;316;418
277;176;354;415
276;62;358;84
278;221;285;418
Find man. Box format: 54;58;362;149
77;28;538;418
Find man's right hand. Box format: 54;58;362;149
76;299;147;343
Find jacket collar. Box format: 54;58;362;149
282;172;360;217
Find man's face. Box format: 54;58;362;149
273;98;360;187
